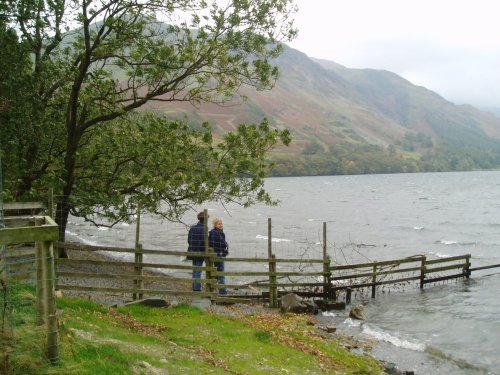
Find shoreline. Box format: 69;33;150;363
58;248;417;374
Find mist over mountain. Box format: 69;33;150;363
154;45;500;176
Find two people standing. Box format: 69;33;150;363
187;212;228;295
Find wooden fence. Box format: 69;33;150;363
51;240;474;307
1;203;477;310
53;241;331;307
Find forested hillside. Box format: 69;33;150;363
154;45;500;176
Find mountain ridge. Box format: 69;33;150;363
154;44;500;175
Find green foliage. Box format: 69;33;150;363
1;0;297;234
68;113;291;225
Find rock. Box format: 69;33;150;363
318;325;337;333
349;304;367;321
325;325;337;333
380;360;415;375
280;293;318;314
380;360;398;375
55;290;64;298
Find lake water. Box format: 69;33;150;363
67;171;500;374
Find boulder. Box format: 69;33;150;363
280;293;317;314
349;304;367;321
318;325;337;333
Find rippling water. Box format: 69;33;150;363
67;171;500;374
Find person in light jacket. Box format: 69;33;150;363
208;217;229;295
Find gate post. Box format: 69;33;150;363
41;240;59;364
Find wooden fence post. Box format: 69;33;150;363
35;218;45;325
267;218;278;307
346;287;352;305
371;265;377;298
133;206;142;300
465;254;471;279
322;222;331;300
133;244;143;300
36;241;45;325
420;256;426;289
270;255;278;308
41;240;59;364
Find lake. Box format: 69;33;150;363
67;171;500;374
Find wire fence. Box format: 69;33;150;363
58;197;332;286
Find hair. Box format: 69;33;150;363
212;217;223;227
197;212;207;222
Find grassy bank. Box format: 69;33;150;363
2;283;385;374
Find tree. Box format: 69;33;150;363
0;0;297;246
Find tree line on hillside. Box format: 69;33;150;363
271;142;500;176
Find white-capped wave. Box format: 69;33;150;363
255;234;292;243
65;230;99;246
438;240;458;246
413;226;424;231
344;317;361;328
362;325;425;352
322;311;336;317
428;252;454;258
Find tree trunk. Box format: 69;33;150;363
55;124;81;258
55;196;69;258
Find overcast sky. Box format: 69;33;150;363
287;0;500;108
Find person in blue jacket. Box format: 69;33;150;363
209;217;229;295
187;212;207;291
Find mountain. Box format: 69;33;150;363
154;45;500;175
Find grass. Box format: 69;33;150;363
1;282;386;374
